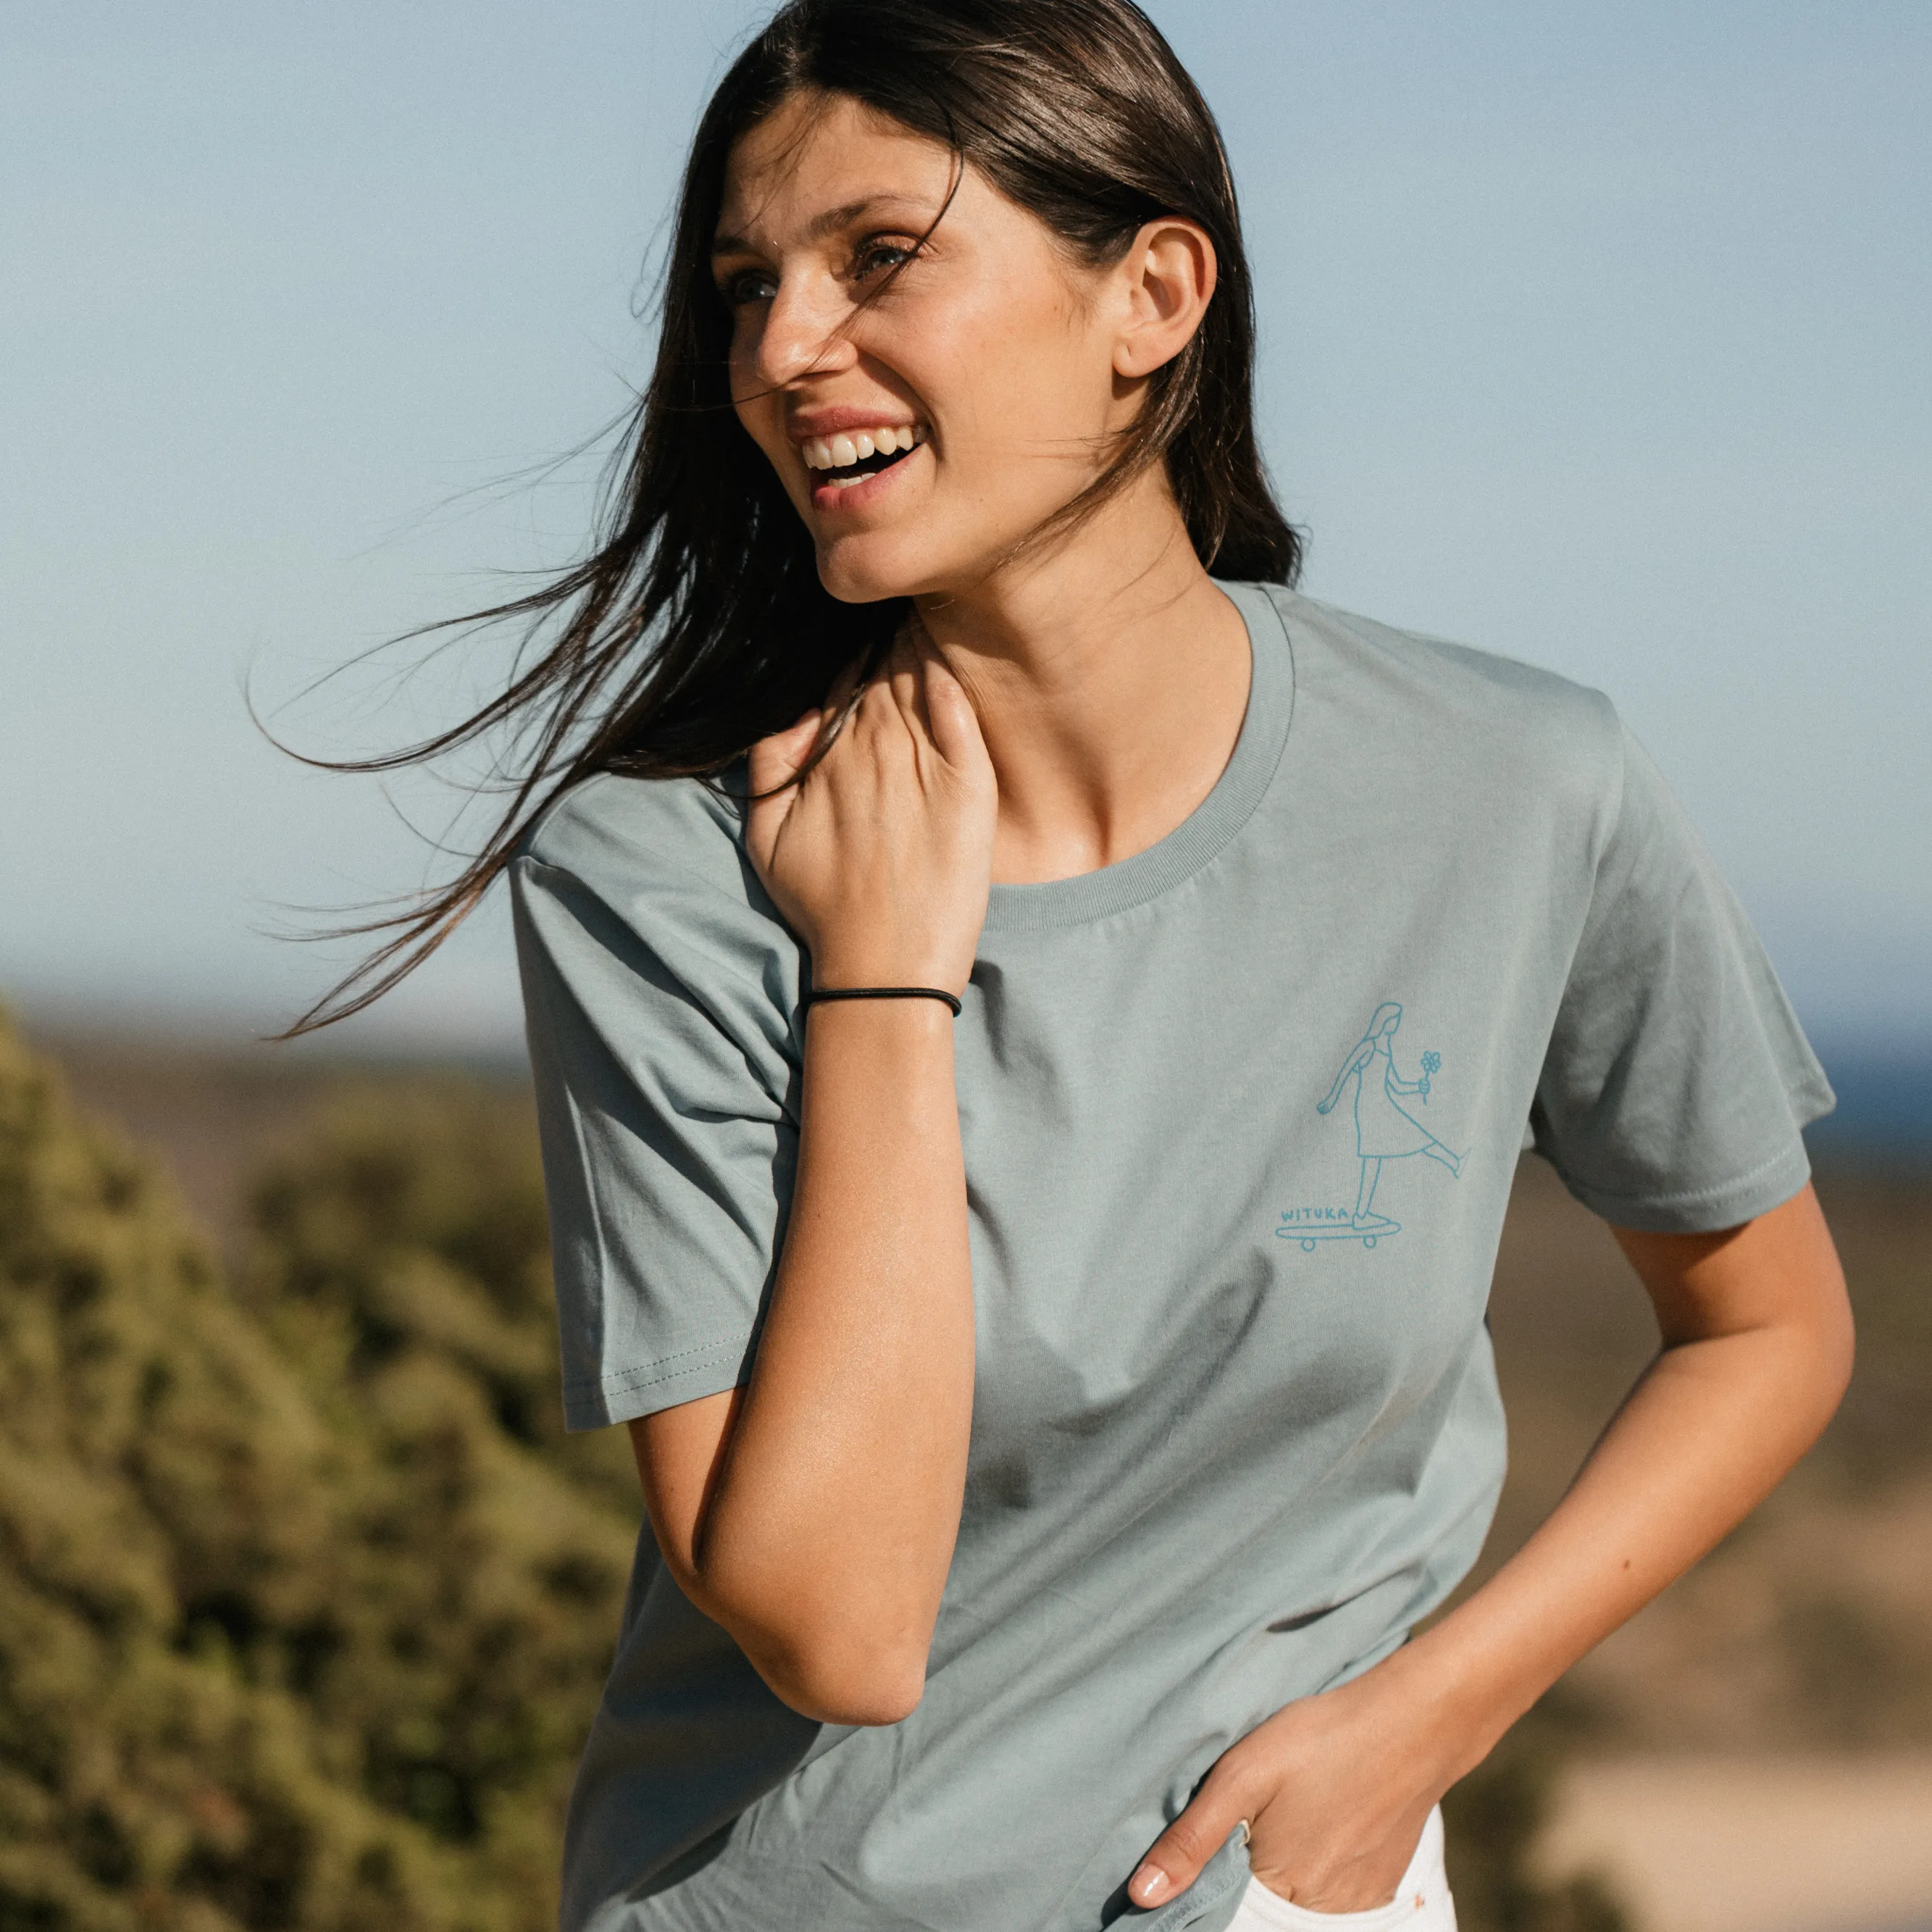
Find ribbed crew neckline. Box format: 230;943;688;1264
980;579;1297;934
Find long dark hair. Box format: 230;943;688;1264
285;0;1299;1035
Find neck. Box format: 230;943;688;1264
913;472;1252;886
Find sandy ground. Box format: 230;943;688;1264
1541;1755;1932;1932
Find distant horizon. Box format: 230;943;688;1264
14;988;1932;1163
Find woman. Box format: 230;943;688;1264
302;2;1851;1927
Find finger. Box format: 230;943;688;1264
850;636;905;716
885;634;927;741
819;657;867;751
744;711;822;881
748;706;824;796
919;648;986;771
1128;1778;1250;1909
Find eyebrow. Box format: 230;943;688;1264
711;193;937;259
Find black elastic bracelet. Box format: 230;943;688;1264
802;985;963;1018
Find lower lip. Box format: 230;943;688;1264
808;444;924;514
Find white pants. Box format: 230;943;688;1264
1226;1806;1456;1932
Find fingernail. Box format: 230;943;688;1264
1129;1865;1171;1906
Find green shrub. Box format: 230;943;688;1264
0;1019;633;1932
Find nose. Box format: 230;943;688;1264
744;273;859;391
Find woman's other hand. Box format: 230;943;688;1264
748;627;997;995
1126;1663;1445;1912
1131;1182;1851;1910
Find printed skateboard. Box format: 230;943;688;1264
1276;1218;1402;1251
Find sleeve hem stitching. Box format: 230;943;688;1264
561;1337;748;1397
1544;1135;1807;1211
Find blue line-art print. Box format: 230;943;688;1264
1279;1002;1467;1250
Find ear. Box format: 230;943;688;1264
1111;218;1218;381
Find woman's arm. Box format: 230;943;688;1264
628;637;996;1728
1316;1042;1368;1114
1127;1181;1853;1912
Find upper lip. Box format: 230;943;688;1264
787;405;923;446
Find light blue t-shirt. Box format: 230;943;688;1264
511;581;1831;1932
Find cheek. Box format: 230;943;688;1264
726;322;764;414
934;291;1113;456
727;351;795;485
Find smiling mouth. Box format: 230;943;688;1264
802;425;925;490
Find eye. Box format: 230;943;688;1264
721;267;779;306
851;236;918;283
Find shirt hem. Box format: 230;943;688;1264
1552;1136;1814;1234
561;1340;751;1431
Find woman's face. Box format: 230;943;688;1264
714;91;1144;604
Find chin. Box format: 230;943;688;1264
813;531;952;606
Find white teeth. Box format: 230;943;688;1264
800;425;922;469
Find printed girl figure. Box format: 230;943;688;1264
1318;1003;1463;1230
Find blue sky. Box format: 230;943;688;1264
2;2;1926;1056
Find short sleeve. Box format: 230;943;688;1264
1531;722;1834;1233
511;842;800;1430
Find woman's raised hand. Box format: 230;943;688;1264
648;626;995;1726
747;630;997;998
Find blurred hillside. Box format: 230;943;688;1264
0;1019;637;1932
8;1017;1932;1932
